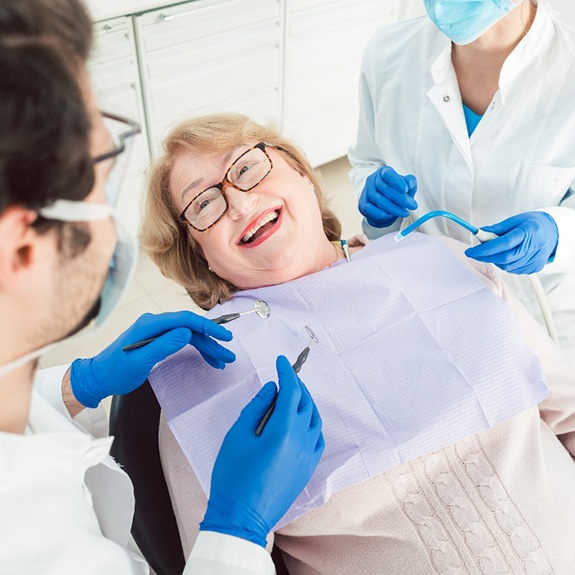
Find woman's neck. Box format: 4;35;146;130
452;1;537;114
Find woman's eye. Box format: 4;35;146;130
237;164;251;177
198;198;212;211
192;197;212;214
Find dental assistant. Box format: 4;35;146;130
349;0;575;364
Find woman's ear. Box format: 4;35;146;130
0;207;40;292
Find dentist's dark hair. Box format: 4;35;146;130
0;0;94;252
0;39;93;216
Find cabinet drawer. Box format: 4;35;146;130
286;101;359;168
90;17;134;64
284;62;359;122
148;48;279;125
144;23;279;81
289;0;336;13
151;88;280;151
287;11;392;78
288;0;398;36
136;0;280;54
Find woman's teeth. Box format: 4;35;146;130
241;210;279;243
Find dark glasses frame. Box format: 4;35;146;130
93;111;141;165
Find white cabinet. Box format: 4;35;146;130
88;17;149;236
283;0;400;166
134;0;283;155
88;0;404;230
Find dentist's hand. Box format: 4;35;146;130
70;311;235;408
358;165;418;228
465;211;559;275
200;355;324;547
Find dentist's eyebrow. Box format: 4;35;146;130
179;147;243;203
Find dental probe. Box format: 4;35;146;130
121;299;271;352
393;210;559;344
255;326;318;437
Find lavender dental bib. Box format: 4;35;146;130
150;233;547;528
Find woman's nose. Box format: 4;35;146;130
224;185;258;220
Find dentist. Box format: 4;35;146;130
349;0;575;365
0;1;323;573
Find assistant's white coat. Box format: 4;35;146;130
349;1;575;363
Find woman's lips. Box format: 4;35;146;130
238;208;282;248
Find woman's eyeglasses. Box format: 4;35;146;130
178;142;274;232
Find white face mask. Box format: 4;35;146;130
0;199;138;378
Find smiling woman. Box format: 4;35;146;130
141;113;575;575
141;113;341;309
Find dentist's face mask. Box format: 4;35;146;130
423;0;518;45
0;113;140;378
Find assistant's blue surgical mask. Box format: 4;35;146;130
423;0;518;45
0;200;137;378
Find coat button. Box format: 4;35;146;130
443;95;451;102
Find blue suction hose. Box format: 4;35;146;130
394;210;558;343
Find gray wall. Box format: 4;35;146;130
551;0;575;28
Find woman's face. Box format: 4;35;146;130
169;143;334;289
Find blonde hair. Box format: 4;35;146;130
141;113;342;310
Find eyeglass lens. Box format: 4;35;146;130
101;115;138;207
185;145;271;230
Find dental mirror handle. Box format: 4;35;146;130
122;313;240;351
122;337;156;352
212;312;241;325
121;314;240;351
292;346;310;374
255;350;308;436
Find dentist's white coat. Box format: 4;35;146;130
349;1;575;363
0;365;273;575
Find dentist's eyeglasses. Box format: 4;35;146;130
178;142;274;232
97;112;141;207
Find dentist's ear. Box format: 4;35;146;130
0;207;42;293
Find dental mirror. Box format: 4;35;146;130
304;325;319;345
122;299;271;352
212;299;271;325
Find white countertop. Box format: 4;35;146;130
86;0;190;21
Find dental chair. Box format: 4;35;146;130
109;380;289;575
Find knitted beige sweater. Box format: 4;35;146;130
159;240;575;574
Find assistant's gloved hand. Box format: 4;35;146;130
70;311;235;408
200;355;324;547
358;165;418;228
465;211;559;274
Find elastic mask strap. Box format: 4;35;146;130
38;199;114;222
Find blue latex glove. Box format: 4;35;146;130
465;211;559;274
358;165;418;228
200;355;325;547
71;311;235;408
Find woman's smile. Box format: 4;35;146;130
238;207;283;247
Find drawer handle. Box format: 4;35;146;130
159;13;174;22
103;24;114;33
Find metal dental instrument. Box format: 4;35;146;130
122;299;271;352
211;299;271;325
255;326;318;437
